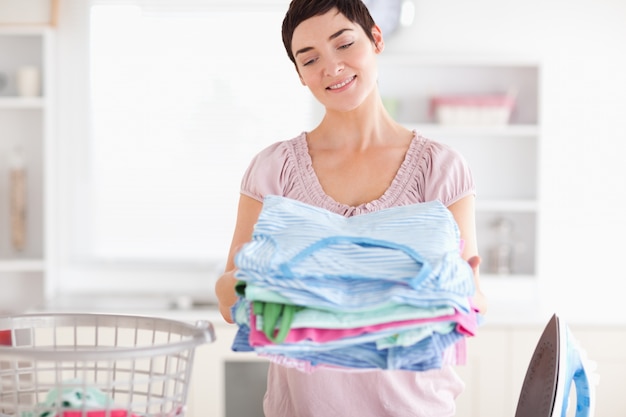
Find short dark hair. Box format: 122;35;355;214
282;0;377;64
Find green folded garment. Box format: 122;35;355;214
238;280;304;344
253;301;304;344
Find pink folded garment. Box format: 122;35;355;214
248;307;478;347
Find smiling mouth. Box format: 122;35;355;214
327;76;356;90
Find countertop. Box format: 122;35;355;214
20;293;626;330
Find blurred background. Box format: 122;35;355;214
1;0;625;415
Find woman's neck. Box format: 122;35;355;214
310;97;408;151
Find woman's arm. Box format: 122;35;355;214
447;194;488;314
215;194;264;323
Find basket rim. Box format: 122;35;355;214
0;312;215;361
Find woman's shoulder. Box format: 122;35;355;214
252;132;306;163
409;131;475;206
240;132;307;202
414;133;459;157
411;132;469;168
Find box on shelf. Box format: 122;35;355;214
0;0;58;26
429;93;516;126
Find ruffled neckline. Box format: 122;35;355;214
291;130;427;216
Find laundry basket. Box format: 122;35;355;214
0;313;215;417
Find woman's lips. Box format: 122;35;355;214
327;75;356;90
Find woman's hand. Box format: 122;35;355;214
214;195;264;324
215;268;239;323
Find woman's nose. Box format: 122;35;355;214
324;57;344;76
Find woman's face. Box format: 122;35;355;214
291;8;383;113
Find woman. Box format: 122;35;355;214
215;1;487;415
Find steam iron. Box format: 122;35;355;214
515;313;597;417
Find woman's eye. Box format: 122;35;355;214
338;41;354;50
302;58;317;66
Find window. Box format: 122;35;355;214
87;3;317;262
54;1;319;295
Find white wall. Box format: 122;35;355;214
384;0;626;322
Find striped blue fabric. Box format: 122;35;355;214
235;195;475;311
231;315;463;371
232;195;477;371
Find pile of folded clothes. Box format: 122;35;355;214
231;195;479;373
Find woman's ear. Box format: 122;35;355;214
372;24;385;53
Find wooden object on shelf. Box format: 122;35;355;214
9;147;27;252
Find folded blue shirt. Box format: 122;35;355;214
235;196;475;309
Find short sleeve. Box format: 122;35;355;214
422;141;475;207
240;141;292;202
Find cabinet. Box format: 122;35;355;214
0;26;54;313
188;322;265;417
377;55;541;282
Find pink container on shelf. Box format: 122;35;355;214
429;93;516;126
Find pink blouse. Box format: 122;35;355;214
241;131;475;215
239;131;475;417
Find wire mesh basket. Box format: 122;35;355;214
0;313;215;417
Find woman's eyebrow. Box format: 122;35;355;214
329;28;353;41
294;28;354;58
